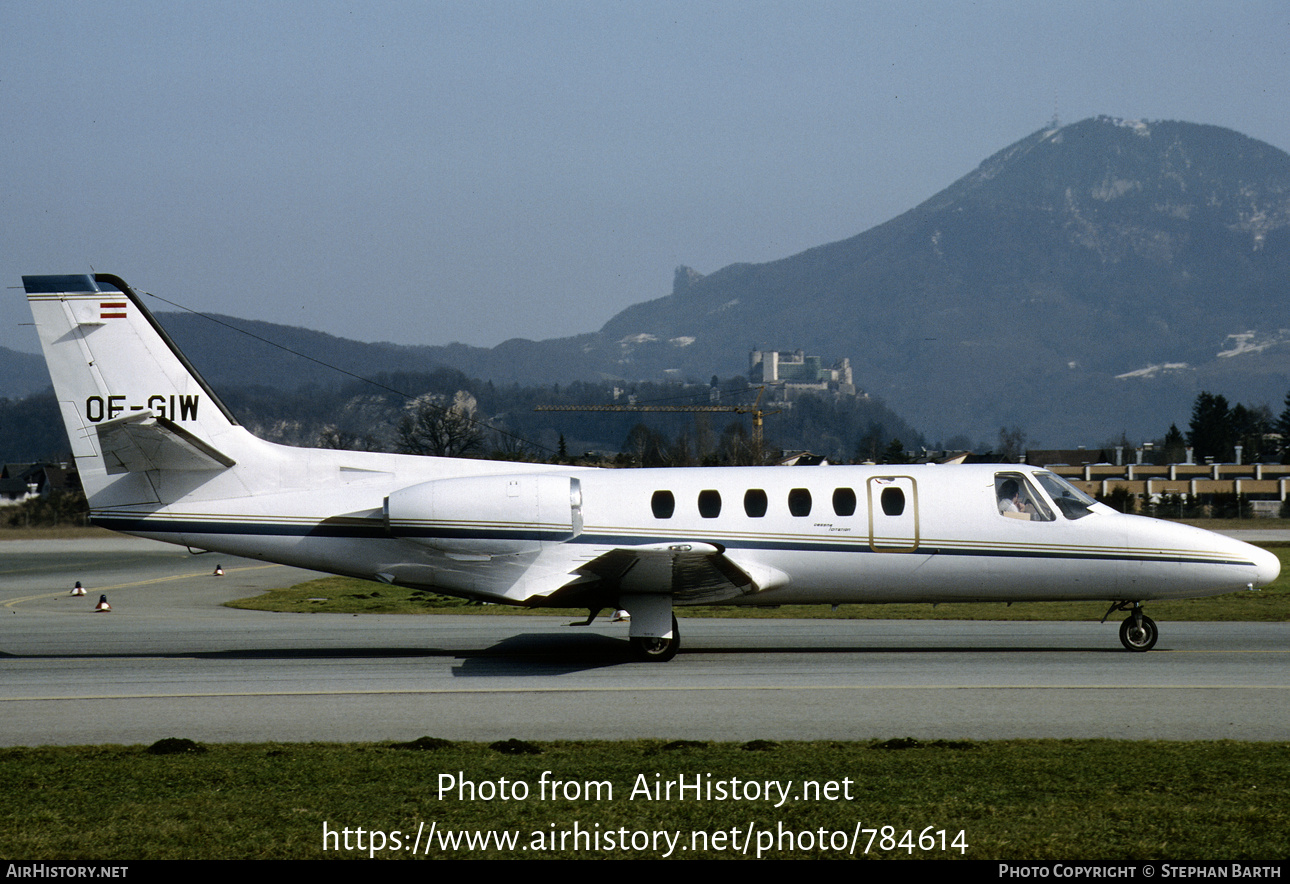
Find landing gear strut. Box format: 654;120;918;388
632;615;679;662
1105;601;1158;652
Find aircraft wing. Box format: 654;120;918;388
96;412;237;475
573;543;779;604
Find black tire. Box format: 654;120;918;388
1119;613;1158;652
632;615;680;662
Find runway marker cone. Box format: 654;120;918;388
94;594;111;613
71;581;86;596
213;564;224;577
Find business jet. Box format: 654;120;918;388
23;274;1280;660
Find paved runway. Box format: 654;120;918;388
1;536;1286;746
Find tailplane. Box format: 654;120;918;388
24;274;241;499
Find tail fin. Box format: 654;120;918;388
24;274;240;499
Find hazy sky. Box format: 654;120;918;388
3;1;1288;359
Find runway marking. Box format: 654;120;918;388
0;563;284;608
3;684;1287;702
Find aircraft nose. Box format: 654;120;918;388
1251;545;1281;588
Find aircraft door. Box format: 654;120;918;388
868;476;919;552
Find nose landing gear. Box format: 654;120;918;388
1104;601;1159;652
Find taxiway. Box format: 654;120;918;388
1;536;1286;746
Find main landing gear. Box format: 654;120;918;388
631;615;680;662
619;593;680;662
576;599;681;661
1103;601;1159;652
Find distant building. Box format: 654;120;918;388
1024;449;1114;468
0;462;76;506
749;349;858;401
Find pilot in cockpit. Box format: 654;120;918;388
997;478;1032;519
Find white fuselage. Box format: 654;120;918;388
23;272;1279;654
90;431;1277;609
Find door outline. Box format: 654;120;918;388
867;476;919;552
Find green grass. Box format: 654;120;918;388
7;527;1288;861
1;739;1285;860
227;544;1290;622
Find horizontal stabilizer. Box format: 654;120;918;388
97;412;236;475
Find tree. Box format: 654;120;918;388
997;426;1026;462
621;423;669;467
317;426;382;452
1187;392;1235;462
854;422;886;463
1278;390;1290;441
395;391;486;458
1231;403;1273;463
705;422;761;466
881;438;909;464
487;425;540;462
1160;423;1186;464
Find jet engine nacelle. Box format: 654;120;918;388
385;473;582;555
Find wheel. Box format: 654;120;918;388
1119;613;1158;652
631;615;680;662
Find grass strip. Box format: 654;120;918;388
1;739;1285;860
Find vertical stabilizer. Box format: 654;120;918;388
24;274;241;499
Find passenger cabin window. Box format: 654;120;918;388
994;473;1054;522
788;488;812;517
698;489;722;518
651;490;675;519
880;487;905;516
744;488;768;518
832;487;857;516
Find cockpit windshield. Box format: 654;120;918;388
1034;472;1098;520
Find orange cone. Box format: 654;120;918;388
94;594;111;612
70;581;86;596
213;564;224;577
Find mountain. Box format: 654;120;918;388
0;347;52;400
150;313;606;394
574;117;1290;445
10;116;1288;449
162;115;1282;448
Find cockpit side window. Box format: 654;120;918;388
994;473;1054;522
1035;472;1097;520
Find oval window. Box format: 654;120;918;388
744;488;768;518
651;490;675;519
698;489;722;518
832;487;857;516
880;487;905;516
788;488;812;517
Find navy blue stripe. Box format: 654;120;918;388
91;515;1258;569
579;533;1253;567
93;516;389;539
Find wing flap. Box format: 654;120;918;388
576;544;767;604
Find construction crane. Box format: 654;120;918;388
535;387;781;458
